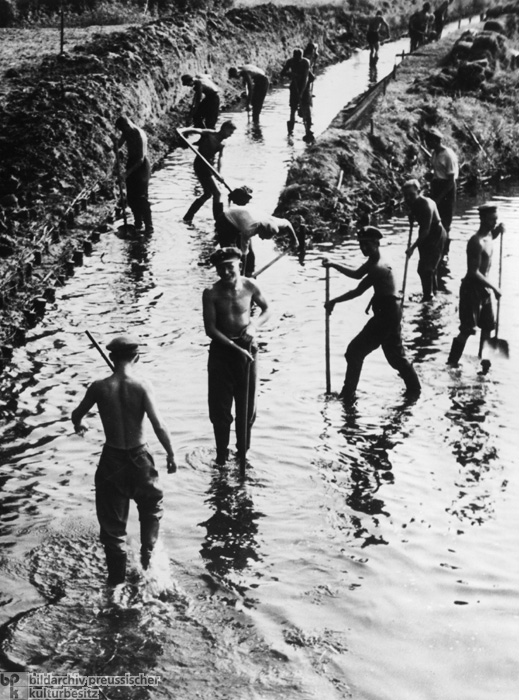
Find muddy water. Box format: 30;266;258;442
1;19;518;700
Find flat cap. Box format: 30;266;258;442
478;202;498;213
209;246;242;266
427;127;443;139
106;335;140;353
358;226;383;241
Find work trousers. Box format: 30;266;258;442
251;74;269;122
417;223;447;298
184;157;223;221
208;339;257;461
430;178;456;235
193;92;220;129
458;277;495;336
126;157;153;232
95;444;163;561
343;297;420;398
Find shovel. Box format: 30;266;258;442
485;231;509;357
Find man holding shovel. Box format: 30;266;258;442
447;202;504;371
203;247;269;466
178;121;236;224
114;115;153;235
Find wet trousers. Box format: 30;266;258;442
251;75;269;122
430;178;456;235
126;158;153;232
208;339;257;461
184;158;223;221
95;444;163;580
342;297;420;399
193;93;220;129
417;224;447;298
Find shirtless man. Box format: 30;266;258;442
280;48;314;142
367;10;390;62
71;335;176;585
402;178;447;301
215;186;299;275
181;73;220;129
324;227;420;404
203;247;270;466
228;64;269;123
178;121;236;223
447;203;504;369
115;115;153;234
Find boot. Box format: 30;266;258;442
401;365;421;398
141;518;160;570
287;120;295;135
447;338;465;367
106;550;127;586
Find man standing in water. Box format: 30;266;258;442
367;10;390;62
281;48;315;142
203;247;270;466
181;73;220;129
402;178;447;301
323;226;421;405
71;335;177;586
426;127;459;256
178;120;236;223
115;115;154;234
447;203;504;370
228;64;270;123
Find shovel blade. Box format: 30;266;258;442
484;336;510;358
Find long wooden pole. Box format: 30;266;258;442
85;331;114;371
176;129;233;193
114;146;129;231
400;222;414;311
325;266;331;394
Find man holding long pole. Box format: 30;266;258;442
203;247;270;467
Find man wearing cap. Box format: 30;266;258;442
71;335;177;586
323;227;421;404
426;127;459;254
178;121;236;223
215;186;299;276
203;247;270;465
114;115;153;235
181;74;220;129
402;178;447;301
447;203;504;368
228;65;269;123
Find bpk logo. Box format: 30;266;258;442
0;673;28;700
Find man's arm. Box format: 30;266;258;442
466;237;501;297
246;280;270;334
322;258;371;280
142;382;177;473
325;275;373;314
71;383;98;436
297;60;310;100
203;288;253;361
407;199;433;256
279;220;299;248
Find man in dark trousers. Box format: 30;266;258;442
181;73;220;129
228;64;270;123
323;226;421;404
115;115;153;234
447;203;504;370
280;48;314;142
426;127;459;255
367;10;390;62
402;178;447;301
203;247;270;466
178;120;236;223
71;335;177;586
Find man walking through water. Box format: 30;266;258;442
71;335;177;586
323;226;421;405
402;178;447;301
367;10;390;62
281;48;315;142
115;115;154;234
447;203;504;371
203;247;270;466
178;120;236;223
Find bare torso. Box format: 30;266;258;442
124;126;147;167
366;256;397;297
207;277;254;337
91;373;148;449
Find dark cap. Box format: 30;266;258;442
229;186;253;205
106;335;140;354
427;127;443;139
478;202;497;214
358;226;383;241
209;247;242;267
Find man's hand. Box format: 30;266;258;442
167;455;177;474
237;345;254;362
493;222;505;239
73;421;89;437
406;243;416;258
324;300;336;315
322;257;332;268
493;287;502;300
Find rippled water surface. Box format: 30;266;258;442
1;19;518;700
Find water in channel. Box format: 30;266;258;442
1;18;518;700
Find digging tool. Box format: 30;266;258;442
85;330;114;372
114;145;135;236
252;252;286;278
176;128;248;201
239;341;253;480
400;222;414;311
325;265;331;394
484;230;509;358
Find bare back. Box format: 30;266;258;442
90;374;148;449
467;232;493;279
